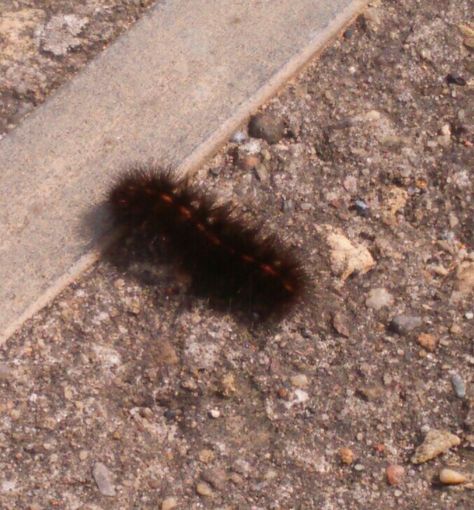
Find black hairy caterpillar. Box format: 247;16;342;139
108;166;307;320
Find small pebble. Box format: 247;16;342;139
343;175;358;193
231;131;247;144
439;337;451;347
465;311;474;320
332;311;351;338
386;464;405;486
198;449;215;463
440;124;451;136
219;373;237;397
291;374;309;388
343;26;355;39
92;462;116;497
228;472;244;485
374;443;385;454
161;496;178;510
354;199;370;217
277;387;290;399
181;378;197;391
10;409;21;420
412;173;430;190
232;459;252;476
411;429;461;464
208;408;220;419
322;224;375;280
354;464;364;471
357;385;384;402
292;389;309;405
464;37;474;49
201;467;227;490
438;133;451;147
365;288;394;310
417;333;438;352
239;139;262;155
281;197;294;213
439;468;467;485
248;113;285;144
196;481;213;497
430;264;449;276
451;373;466;398
389;315;422;335
446;73;466;86
450;323;462;335
339;447;355;465
263;468;278;480
113;278;125;289
41;14;88;56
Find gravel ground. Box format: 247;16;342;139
1;0;474;508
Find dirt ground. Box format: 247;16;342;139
0;0;157;137
1;0;473;508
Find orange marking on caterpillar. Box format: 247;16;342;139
282;281;295;293
241;254;255;263
179;205;192;219
260;263;279;277
205;232;222;246
160;193;173;204
195;221;221;245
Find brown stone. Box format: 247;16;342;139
339;447;355;465
417;333;438;352
386;464;405;485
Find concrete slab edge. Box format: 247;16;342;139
179;0;368;178
1;0;367;344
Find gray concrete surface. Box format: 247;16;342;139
0;0;367;342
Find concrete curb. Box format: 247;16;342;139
0;0;367;343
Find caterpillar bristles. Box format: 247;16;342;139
108;165;307;321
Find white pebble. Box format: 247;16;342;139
439;468;467;485
209;408;220;419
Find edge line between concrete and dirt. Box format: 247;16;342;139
178;2;367;178
0;0;367;343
